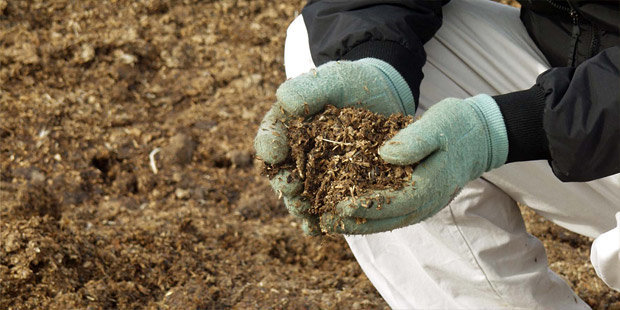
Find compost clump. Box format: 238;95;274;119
265;105;415;215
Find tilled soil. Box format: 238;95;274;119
0;0;618;309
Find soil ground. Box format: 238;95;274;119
0;0;618;309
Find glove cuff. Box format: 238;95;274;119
466;94;509;171
356;58;416;116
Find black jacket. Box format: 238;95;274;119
301;0;620;182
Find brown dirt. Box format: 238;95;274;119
521;206;620;309
0;0;617;309
269;105;414;216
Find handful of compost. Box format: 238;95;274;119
262;105;416;234
255;59;510;236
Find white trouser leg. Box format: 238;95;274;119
346;179;586;309
282;0;620;308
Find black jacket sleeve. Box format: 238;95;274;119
301;0;450;108
494;46;620;182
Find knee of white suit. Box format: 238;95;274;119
590;212;620;291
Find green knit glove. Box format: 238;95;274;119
254;58;414;235
321;95;509;234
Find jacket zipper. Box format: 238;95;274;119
545;0;581;66
567;5;580;66
589;24;600;58
544;0;571;12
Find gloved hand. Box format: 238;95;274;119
321;95;509;234
254;58;414;235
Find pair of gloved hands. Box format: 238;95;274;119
255;58;508;235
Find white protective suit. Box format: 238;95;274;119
283;0;620;308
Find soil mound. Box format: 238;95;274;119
1;0;616;308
